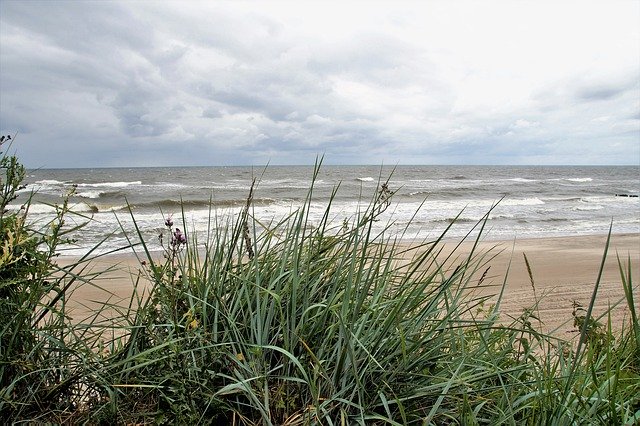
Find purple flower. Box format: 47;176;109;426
171;228;187;246
165;217;174;227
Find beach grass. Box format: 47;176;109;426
1;143;639;424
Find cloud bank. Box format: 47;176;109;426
1;1;638;167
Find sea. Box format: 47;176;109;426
11;165;640;256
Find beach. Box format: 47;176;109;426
62;232;640;337
455;232;640;334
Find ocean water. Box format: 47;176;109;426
11;165;640;256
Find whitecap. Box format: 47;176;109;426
501;198;545;206
566;178;592;183
572;205;603;211
77;190;103;199
34;179;67;185
356;177;375;182
94;204;128;212
156;182;191;189
77;181;142;188
69;203;98;213
18;204;58;214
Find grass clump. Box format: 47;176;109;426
0;136;132;422
1;146;639;424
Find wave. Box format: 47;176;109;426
129;197;278;210
5;203;51;214
23;180;141;194
77;181;142;188
431;212;514;224
19;180;68;194
6;203;94;215
16;197;283;216
156;182;192;189
547;197;582;202
74;203;129;213
541;217;570;223
508;178;537;183
76;189;125;199
11;202;128;215
70;203;99;213
77;190;103;199
566;178;592;183
572;205;603;211
356;177;375;182
433;217;478;224
34;179;68;185
16;203;97;214
491;213;515;219
501;198;545;206
261;178;309;186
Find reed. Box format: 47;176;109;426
1;145;638;424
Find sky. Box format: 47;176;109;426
0;1;639;168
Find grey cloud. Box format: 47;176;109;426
202;108;222;119
536;72;639;107
1;1;638;167
2;2;449;164
576;83;629;102
141;4;289;64
212;89;292;120
1;1;155;55
308;32;448;97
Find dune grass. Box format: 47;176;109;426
1;143;639;424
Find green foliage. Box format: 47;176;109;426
1;145;638;425
0;136;115;422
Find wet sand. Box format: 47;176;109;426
60;233;639;336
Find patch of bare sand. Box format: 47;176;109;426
55;253;156;325
430;233;640;336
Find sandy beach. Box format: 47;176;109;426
445;233;640;335
61;233;640;337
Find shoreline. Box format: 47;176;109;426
59;232;640;335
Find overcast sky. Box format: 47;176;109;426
1;1;638;168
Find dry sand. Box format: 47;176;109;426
436;233;640;335
60;233;639;337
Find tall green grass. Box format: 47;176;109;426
0;135;129;422
1;145;638;424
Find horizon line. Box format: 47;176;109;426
26;163;640;170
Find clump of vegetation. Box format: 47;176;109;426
1;139;638;424
0;136;123;422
